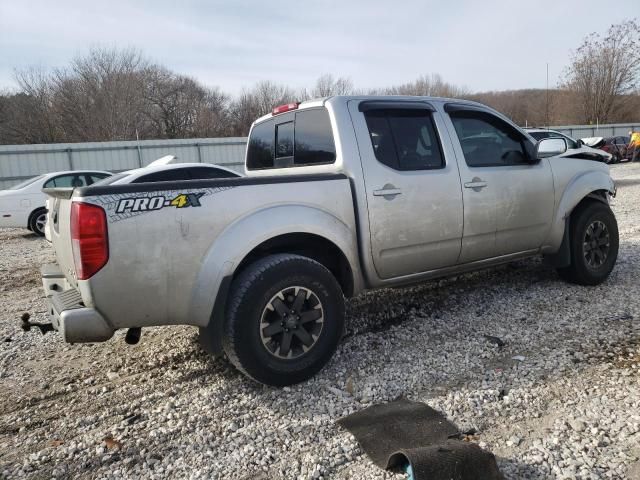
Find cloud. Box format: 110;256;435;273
0;0;636;94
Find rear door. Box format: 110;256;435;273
348;100;464;279
444;105;554;262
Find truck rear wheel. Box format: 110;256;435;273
556;201;618;285
222;254;345;386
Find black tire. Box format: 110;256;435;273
612;152;621;164
557;201;618;285
28;208;47;236
222;253;345;386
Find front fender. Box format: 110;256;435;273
544;169;615;252
187;204;361;328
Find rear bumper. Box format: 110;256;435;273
41;264;114;343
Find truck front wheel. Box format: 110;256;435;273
222;254;345;386
556;201;619;285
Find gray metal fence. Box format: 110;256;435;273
2;122;640;189
549;123;640;140
0;137;247;190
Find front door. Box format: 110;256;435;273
348;100;464;279
444;106;555;263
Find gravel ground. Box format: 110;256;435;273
1;163;640;480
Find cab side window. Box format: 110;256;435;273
449;111;529;167
363;109;444;170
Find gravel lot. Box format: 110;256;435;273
1;163;640;480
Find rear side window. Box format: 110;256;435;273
43;174;87;188
363;109;444;170
246;108;336;170
247;121;275;169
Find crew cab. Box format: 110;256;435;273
41;96;618;386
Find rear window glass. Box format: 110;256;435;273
294;109;336;165
246;108;336;170
275;122;294;167
133;169;190;183
9;175;45;190
185;167;239;179
363;109;444;170
92;173;128;186
86;173;110;185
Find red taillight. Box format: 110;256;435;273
71;202;108;280
272;102;299;116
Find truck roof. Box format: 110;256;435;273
253;95;490;125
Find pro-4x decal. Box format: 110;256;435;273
89;186;233;222
115;192;205;214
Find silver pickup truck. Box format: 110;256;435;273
41;96;618;386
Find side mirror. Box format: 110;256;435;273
535;138;567;159
576;139;584;147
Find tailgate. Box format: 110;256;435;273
43;187;78;288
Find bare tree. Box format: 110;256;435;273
51;47;149;141
5;67;61;143
228;81;296;135
379;73;469;98
309;74;354;97
564;19;640;124
142;65;229;139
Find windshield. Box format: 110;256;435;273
9;175;46;190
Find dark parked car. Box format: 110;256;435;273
599;136;631;163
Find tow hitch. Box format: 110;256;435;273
20;312;54;335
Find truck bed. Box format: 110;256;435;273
46;173;357;338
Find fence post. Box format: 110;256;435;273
136;144;143;167
196;143;202;163
66;148;74;170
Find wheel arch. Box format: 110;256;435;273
544;170;615;253
191;204;363;355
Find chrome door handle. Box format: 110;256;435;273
464;180;487;190
373;186;402;198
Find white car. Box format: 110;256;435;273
42;162;241;240
0;170;111;236
524;128;612;163
98;162;241;186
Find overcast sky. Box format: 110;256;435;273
0;0;636;95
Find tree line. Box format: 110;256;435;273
0;20;638;145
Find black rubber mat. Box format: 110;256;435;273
338;398;503;480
